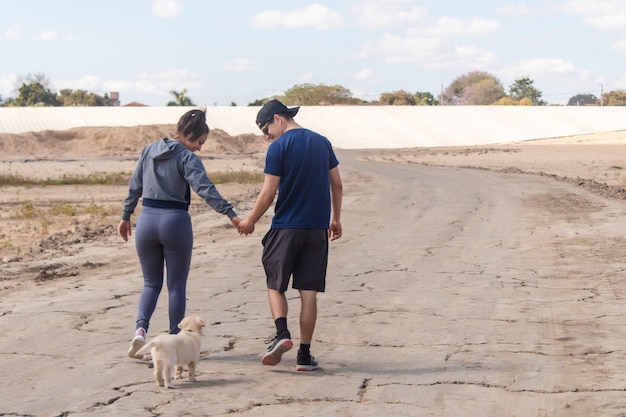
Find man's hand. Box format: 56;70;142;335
329;220;342;241
238;218;255;236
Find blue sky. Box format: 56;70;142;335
1;0;625;106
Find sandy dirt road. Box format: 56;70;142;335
2;147;626;416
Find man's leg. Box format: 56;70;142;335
262;289;293;365
298;290;317;344
296;290;320;371
268;288;288;320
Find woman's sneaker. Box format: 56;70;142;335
262;333;293;366
296;350;321;371
127;328;146;359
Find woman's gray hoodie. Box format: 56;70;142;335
122;138;236;221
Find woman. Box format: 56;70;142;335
119;109;240;359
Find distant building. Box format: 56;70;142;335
110;92;120;106
123;101;149;107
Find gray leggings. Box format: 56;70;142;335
134;206;193;334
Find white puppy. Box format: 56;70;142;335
136;316;205;388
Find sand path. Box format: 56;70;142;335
2;146;626;416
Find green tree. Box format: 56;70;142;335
567;93;598;106
249;84;366;106
11;81;60;106
415;91;438;106
495;96;517;105
603;90;626;106
280;83;364;105
378;90;438;105
444;71;505;105
248;98;266;106
167;88;196;106
379;90;416;105
58;89;106;106
508;77;544;105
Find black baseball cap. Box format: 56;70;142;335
256;99;300;129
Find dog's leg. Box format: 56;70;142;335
155;361;165;387
163;364;174;388
188;361;197;382
175;365;183;380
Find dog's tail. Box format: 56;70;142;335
136;340;155;356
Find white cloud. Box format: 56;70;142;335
613;74;626;90
134;69;202;93
560;0;626;15
351;0;427;29
0;74;18;97
38;31;59;41
56;75;103;92
501;57;578;76
354;68;375;81
454;45;497;67
354;34;443;63
561;0;626;31
408;17;500;38
586;14;626;31
497;58;593;92
497;3;535;16
251;4;345;30
223;58;258;72
151;0;183;18
353;34;495;70
493;58;593;104
5;23;21;40
54;69;203;101
611;37;626;50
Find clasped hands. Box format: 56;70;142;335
231;216;254;236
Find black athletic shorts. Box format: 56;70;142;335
261;228;329;292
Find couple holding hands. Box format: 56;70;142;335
119;99;343;371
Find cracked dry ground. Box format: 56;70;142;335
2;149;626;416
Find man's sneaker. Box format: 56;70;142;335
262;335;293;366
296;351;321;371
127;328;146;359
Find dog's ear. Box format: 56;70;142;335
193;317;206;334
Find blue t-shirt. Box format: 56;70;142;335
264;128;339;229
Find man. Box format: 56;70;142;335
238;99;343;371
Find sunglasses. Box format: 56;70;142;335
259;115;275;135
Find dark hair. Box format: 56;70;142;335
176;109;209;142
278;113;294;122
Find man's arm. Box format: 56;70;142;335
238;174;280;235
328;167;343;241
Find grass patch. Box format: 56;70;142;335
21;203;40;218
13;202;117;220
209;169;264;184
50;204;77;216
0;170;263;187
0;172;132;186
